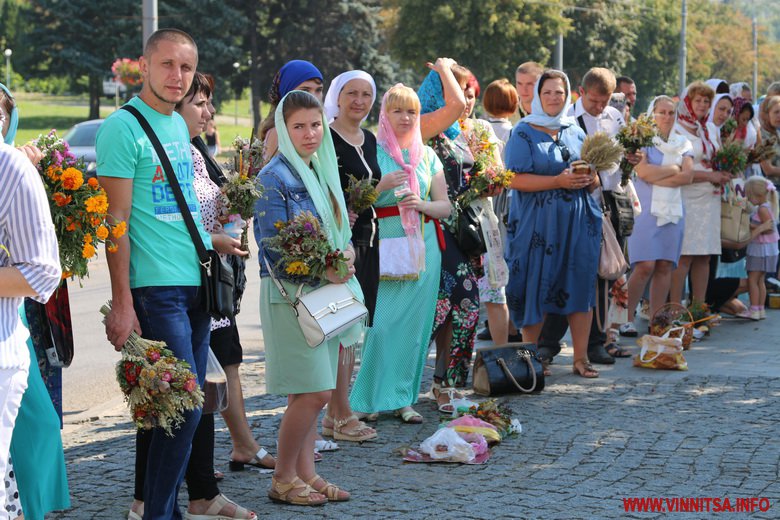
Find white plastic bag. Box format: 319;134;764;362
419;427;475;463
474;198;509;288
202;348;229;414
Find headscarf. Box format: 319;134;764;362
708;93;733;129
417;69;460;139
729;82;750;100
323;70;376;124
705;78;729;94
376;84;424;245
278;60;323;99
274;90;364;347
0;83;18;144
521;71;576;130
676;88;717;161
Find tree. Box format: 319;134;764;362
389;0;569;86
561;0;643;88
232;0;400;129
21;0;141;119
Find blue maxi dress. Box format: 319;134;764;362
504;122;602;328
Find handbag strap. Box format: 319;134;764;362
262;254;304;310
120;105;210;268
496;355;536;393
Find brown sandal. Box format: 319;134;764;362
268;476;327;506
572;359;599;378
331;415;377;442
305;475;350;502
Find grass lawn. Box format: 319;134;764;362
12;92;255;155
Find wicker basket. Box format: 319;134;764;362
650;303;694;350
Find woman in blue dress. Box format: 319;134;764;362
504;70;602;378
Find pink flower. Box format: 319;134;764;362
161;371;172;382
147;350;161;362
183;378;197;393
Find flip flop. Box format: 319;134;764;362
605;343;632;358
229;447;275;471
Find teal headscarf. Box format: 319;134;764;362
418;70;461;140
0;83;18;144
274;90;365;347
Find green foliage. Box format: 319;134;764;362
390;0;569;86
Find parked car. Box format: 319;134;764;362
63;119;103;177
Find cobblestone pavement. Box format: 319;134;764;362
53;317;780;519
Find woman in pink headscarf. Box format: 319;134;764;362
349;84;451;424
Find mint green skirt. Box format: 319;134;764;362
259;277;340;395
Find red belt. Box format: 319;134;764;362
374;205;446;251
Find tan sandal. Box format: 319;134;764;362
184;494;256;519
267;476;327;506
572;358;599;378
305;475;350;502
331;415;377;442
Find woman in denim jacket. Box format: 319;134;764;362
253;91;362;506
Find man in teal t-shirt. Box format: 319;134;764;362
96;28;212;520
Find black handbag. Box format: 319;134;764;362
121;105;234;320
605;190;635;238
472;342;545;396
452;202;487;258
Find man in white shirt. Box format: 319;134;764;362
617;76;638;116
515;61;544;118
538;68;630;366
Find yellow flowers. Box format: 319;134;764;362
285;261;310;276
82;242;96;259
96;225;109;240
274;220;285;230
85;194;109;214
111;221;127;238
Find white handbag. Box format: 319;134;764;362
264;256;367;348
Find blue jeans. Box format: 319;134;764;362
132;286;210;520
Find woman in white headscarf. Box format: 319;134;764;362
707;93;733;146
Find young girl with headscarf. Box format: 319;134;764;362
670;81;733;306
255;90;362;505
349;84;451;424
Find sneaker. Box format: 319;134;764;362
692;328;705;340
618;322;638;337
750;310;762;321
760;308;767;320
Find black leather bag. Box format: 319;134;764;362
605;190;635;238
472;342;545;396
453;202;487;258
122;105;234;320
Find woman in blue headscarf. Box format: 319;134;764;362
257;60;324;162
503;69;602;378
416;58;481;409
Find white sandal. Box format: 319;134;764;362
314;438;339;452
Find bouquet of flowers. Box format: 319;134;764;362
711;140;748;176
344;174;378;214
231;134;264;176
616;114;657;186
219;135;265;252
263;211;349;279
580;131;624;172
460;399;521;439
720;118;738;141
459;123;513;207
101;302;204;436
747;136;778;164
33;130;126;279
111;58;142;87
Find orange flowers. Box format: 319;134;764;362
82;242;96;259
53;192;73;207
96;225;109;240
46;166;62;181
111;221;127;238
87;177;99;189
107;243;119;253
61;168;84;190
85;194;109;214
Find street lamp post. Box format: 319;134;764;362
4;49;12;88
233;61;240;125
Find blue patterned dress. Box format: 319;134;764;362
504;122;602;328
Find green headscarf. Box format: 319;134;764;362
274;90;365;348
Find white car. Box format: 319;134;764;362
63;119;104;177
